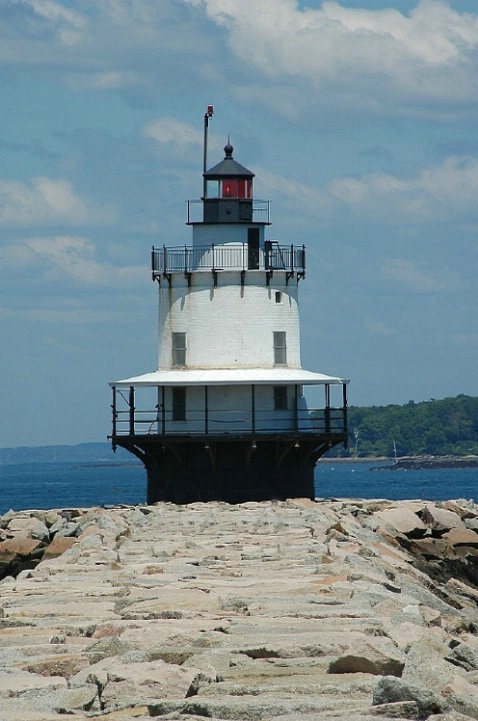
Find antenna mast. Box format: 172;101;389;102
203;104;214;199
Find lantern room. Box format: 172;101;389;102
202;142;255;223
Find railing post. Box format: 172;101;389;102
112;387;117;437
251;385;256;435
290;243;294;273
343;383;348;435
325;384;331;434
163;245;167;274
161;386;166;434
129;386;135;436
294;384;298;433
205;386;209;434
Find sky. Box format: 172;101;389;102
1;0;478;448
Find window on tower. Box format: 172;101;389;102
172;332;187;367
172;387;186;421
273;386;288;410
273;331;287;366
222;179;238;198
206;180;220;198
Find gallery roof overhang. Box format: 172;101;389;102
111;367;349;388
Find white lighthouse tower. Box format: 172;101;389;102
110;108;349;503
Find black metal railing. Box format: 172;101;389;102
112;405;346;438
152;242;306;276
186;199;271;224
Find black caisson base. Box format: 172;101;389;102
113;434;346;504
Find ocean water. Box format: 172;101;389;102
0;460;477;514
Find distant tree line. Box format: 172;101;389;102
328;395;478;458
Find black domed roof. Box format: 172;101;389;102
204;141;254;179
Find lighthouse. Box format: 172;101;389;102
110;108;349;504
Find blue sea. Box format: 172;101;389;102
0;460;477;514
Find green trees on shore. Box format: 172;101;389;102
333;394;478;458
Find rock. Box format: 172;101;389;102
43;510;61;526
328;638;405;677
373;509;428;538
10;683;99;714
41;535;77;559
0;509;17;529
465;518;478;532
23;654;90;679
2;499;478;721
445;642;478;672
441;674;478;719
85;635;135;664
428;712;478;721
29;521;50;543
72;657;206;711
0;668;67;696
49;519;81;538
419;507;466;535
442;528;478;547
6;516;43;536
368;700;421;718
372;676;448;718
401;636;463;693
0;537;42;558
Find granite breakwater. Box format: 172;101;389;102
2;498;478;720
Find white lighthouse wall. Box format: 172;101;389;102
116;383;317;436
192;224;265;247
157;272;302;370
162;384;307;434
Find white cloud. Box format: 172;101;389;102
0;303;125;325
64;71;140;91
256;156;478;225
0;0;86;62
144;115;227;159
144;117;202;149
0;0;214;78
0;177;114;227
327;156;478;221
197;0;478;117
364;320;397;336
2;1;477;120
382;258;456;292
0;236;144;286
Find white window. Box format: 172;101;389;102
273;331;287;365
172;332;186;367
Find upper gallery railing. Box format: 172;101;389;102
186;199;271;224
152;242;306;277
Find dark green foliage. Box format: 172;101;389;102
329;395;478;458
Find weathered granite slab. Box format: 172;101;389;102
1;498;478;720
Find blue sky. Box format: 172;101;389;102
1;0;477;448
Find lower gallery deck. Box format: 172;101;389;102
110;378;348;504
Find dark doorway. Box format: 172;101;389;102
248;228;260;269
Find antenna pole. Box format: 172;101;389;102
203;104;214;199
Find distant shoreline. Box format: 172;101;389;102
320;456;478;469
